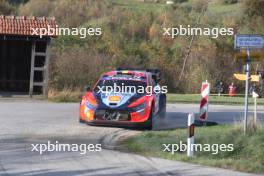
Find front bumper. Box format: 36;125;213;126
86;119;151;128
80;100;152;125
94;109;131;121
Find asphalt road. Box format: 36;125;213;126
0;100;263;176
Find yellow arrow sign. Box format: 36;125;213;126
234;74;260;82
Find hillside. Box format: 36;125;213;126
1;0;263;93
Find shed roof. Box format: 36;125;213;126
0;15;56;37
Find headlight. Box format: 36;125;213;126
132;101;146;113
83;94;97;111
87;95;97;107
85;97;97;121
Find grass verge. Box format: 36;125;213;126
121;124;264;174
48;90;264;105
167;93;264;105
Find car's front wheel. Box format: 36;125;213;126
79;117;86;123
146;106;154;130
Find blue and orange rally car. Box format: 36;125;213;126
79;68;166;129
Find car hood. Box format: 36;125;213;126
94;92;144;108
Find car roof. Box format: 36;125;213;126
103;70;149;77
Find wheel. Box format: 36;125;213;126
146;106;154;130
79;118;86;123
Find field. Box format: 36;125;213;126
121;124;264;174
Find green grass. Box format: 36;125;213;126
167;94;264;105
122;124;264;174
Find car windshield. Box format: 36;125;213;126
94;79;147;94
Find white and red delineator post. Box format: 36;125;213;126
199;80;210;121
187;113;195;157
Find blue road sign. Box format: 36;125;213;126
235;35;264;49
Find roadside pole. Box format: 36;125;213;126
244;49;250;134
187;113;195;157
199;80;210;122
254;96;257;130
234;34;264;134
252;91;259;130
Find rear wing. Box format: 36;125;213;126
116;67;161;83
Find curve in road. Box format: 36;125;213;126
0;100;262;176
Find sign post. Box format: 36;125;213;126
244;49;250;134
235;34;264;134
252;91;259;130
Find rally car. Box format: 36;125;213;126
79;68;166;129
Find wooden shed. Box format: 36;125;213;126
0;15;56;97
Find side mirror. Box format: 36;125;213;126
84;85;91;92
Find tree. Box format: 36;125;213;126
242;0;264;17
0;0;14;15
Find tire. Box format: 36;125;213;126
146;106;154;130
79;118;86;123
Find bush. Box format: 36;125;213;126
218;0;238;5
0;0;15;15
173;0;188;3
50;46;113;90
242;0;264;17
19;0;111;27
19;0;54;16
192;0;208;12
